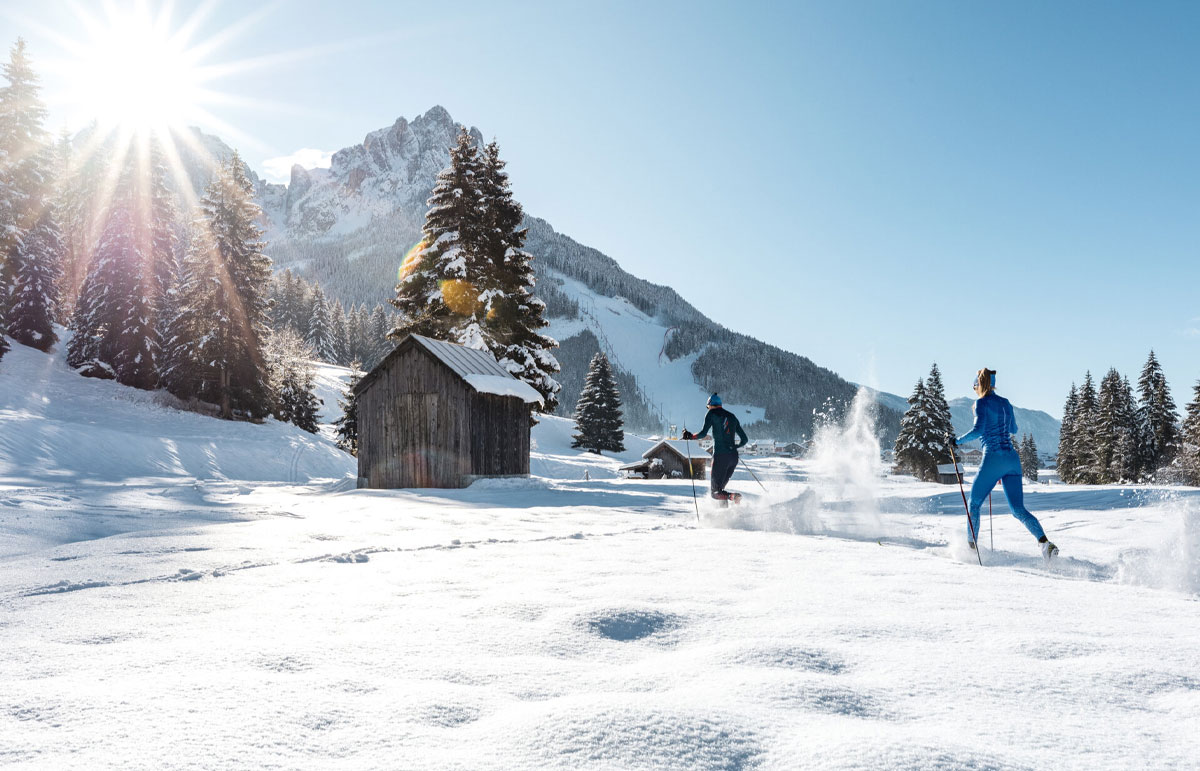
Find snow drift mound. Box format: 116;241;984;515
0;336;354;485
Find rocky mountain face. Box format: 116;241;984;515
236;106;906;438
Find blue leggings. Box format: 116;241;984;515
966;448;1045;543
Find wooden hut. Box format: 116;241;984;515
936;462;965;485
618;440;709;480
353;334;544;489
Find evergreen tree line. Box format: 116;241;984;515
893;363;957;481
0;39;322;435
1057;351;1200;484
390;129;561;412
269;267;398;371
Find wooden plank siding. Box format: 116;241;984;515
357;339;533;489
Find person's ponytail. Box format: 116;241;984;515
974;368;996;397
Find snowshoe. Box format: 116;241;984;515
968;541;977;551
1040;540;1059;563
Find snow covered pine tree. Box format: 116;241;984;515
894;377;940;480
391;130;560;411
572;352;624;454
335;364;363;455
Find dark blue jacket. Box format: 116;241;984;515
694;407;749;455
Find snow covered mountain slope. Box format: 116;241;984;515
0;335;354;557
233;106;899;439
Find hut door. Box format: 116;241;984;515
398;392;440;486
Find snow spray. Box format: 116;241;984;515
705;388;890;539
1115;492;1200;596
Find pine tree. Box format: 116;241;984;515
307;284;335;362
148;145;179;330
266;327;320;433
476;140;561;412
894;378;940;480
330;298;349;365
0;38;49;307
391;128;484;341
170;153;272;418
335;364;362;455
572;352;624;453
66;171;157;387
1072;371;1099;484
1057;384;1079;483
923;363;956;464
7;205;62;350
1020;434;1039;482
1094;369;1138;483
1136;350;1178;479
1174;381;1200;486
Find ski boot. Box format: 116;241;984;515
1039;537;1059;563
712;491;742;508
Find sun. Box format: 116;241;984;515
66;4;206;136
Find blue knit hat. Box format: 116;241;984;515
707;393;722;407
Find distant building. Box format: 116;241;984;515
959;448;983;466
936;463;965;485
354;334;543;488
619;440;709;480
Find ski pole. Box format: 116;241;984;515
684;436;701;524
947;437;982;566
988;492;993;550
739;455;770;493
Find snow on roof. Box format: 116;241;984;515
359;334;543;405
643;439;709;462
937;463;964;474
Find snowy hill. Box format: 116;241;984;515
3;338;1200;767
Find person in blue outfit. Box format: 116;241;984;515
682;393;748;501
952;368;1058;560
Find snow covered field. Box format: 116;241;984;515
2;342;1199;769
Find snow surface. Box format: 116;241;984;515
544;271;767;430
2;342;1199;769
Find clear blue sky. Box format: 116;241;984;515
4;0;1198;414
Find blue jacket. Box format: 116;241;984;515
956;393;1017;453
694;407;749;455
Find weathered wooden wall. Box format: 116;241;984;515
358;345;472;488
357;342;533;488
469;393;531;477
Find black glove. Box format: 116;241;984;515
681;430;694;440
947;435;957;447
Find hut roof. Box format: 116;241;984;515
355;334;544;405
937;463;964;475
643;440;709;462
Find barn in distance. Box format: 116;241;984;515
354;334;544;489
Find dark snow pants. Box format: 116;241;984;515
710;452;739;495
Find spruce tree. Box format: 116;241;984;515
391;128;484;341
171;153;272;418
66;171;157;387
894;378;939;480
1175;381;1200;486
1057;384;1079;483
367;304;389;368
330;298;350;365
572;352;624;453
335;364;362;455
1020;434;1039;482
1072;371;1099;484
476;139;561;411
266;327;320;433
7;205;62;350
1136;350;1178;478
0;38;49;306
924;363;956;465
307;285;335;362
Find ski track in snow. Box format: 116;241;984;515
2;339;1199;769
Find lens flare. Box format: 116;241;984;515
440;279;481;316
398;241;425;282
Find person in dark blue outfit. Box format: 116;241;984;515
682;393;748;501
953;368;1058;560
